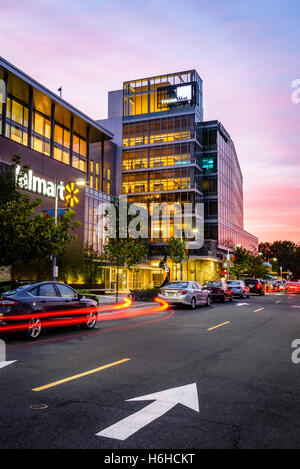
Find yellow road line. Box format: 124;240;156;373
32;358;131;392
207;321;230;331
254;308;264;312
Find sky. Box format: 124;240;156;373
1;0;300;243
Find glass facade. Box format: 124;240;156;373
197;121;258;252
122;71;203;248
123;71;203;121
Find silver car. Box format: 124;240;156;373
158;281;211;309
226;280;250;298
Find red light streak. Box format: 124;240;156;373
0;297;169;334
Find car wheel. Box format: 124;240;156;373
27;317;42;340
190;297;196;310
205;295;211;307
81;311;97;329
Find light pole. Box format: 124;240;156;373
51;177;85;281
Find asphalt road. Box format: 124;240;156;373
0;293;300;449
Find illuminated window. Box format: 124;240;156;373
34;112;50;139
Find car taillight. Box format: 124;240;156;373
180;290;187;295
257;283;261;289
0;298;19;306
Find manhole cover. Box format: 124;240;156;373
30;404;48;410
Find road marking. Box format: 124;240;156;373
0;340;17;369
32;358;131;392
207;321;230;331
236;303;249;307
254;308;264;312
96;383;199;441
275;301;281;304
0;360;17;370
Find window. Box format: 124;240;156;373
56;284;77;298
29;287;39;296
39;283;57;297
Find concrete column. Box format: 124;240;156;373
50;103;55;158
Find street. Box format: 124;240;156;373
0;293;299;449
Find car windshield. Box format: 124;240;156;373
165;282;189;289
245;280;258;284
204;282;222;287
227;281;241;286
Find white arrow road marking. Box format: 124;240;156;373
0;340;17;369
0;361;17;370
96;383;199;441
236;303;250;306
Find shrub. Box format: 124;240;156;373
76;289;100;305
129;288;159;301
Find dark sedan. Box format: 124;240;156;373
203;281;233;302
245;279;265;295
0;281;98;339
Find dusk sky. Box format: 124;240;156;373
1;0;300;243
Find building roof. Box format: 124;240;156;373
0;56;113;141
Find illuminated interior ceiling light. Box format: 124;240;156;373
65;182;79;208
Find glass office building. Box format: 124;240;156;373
197;120;258;252
99;69;258;289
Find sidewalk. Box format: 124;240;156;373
96;294;157;309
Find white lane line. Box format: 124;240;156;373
275;301;281;304
254;308;264;312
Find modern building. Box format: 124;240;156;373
0;56;116;284
98;70;258;288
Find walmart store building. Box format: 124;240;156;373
0;57;116;286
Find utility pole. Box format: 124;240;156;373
52;177;59;281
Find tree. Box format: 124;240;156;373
0;156;80;273
102;201;149;302
166;237;188;280
231;246;251;279
103;237;148;302
248;255;270;279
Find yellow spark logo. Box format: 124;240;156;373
65;182;79;208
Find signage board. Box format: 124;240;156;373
157;82;198;109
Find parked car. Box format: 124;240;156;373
158;281;211;309
245;279;265;295
202;281;233;302
226;280;250;299
0;281;98;339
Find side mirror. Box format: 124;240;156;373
78;294;83;300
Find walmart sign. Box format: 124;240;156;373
15;165;65;201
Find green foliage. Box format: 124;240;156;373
0;156;80;269
102;201;149;301
129;288;159;301
166;237;187;264
259;240;298;273
76;289;100;305
231;246;270;279
231;246;251;279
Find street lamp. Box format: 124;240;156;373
52;177;86;281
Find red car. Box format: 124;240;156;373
203;281;233;302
